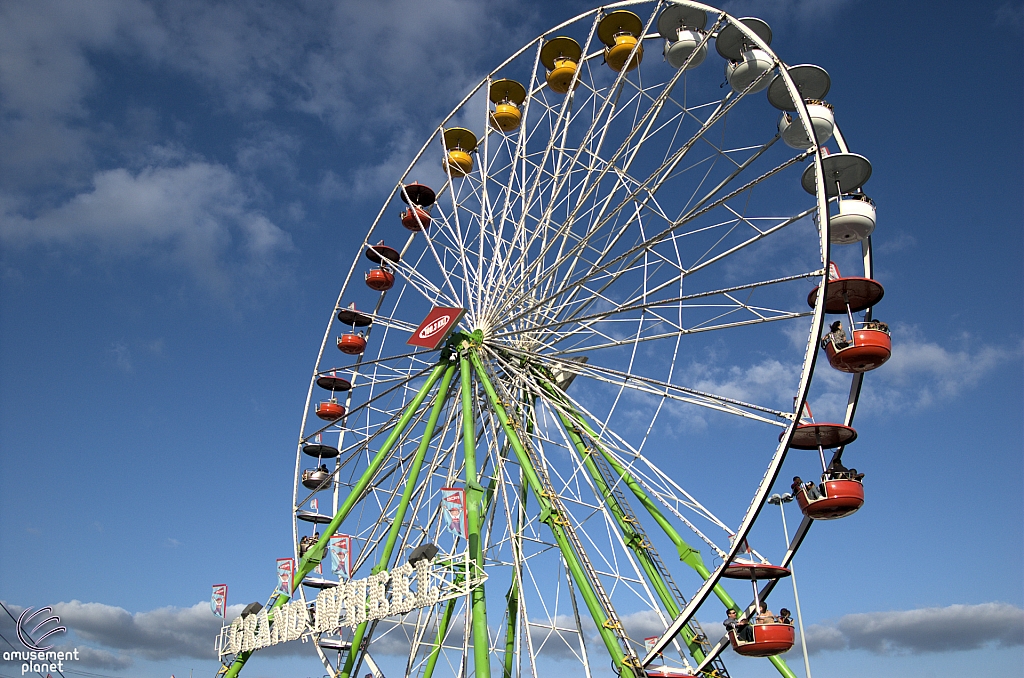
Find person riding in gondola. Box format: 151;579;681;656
826;459;850;480
724;608;753;641
755;602;775;624
822;320;850;349
792;475;821;500
864;319;889;332
777;608;793;625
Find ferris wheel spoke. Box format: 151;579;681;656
495;270;821;345
492;345;791;428
491;82;747;313
499;149;812;332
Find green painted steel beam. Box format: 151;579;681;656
554;406;710;666
339;362;458;678
540;373;802;678
460;355;492;678
220;362;450;678
468;350;636;677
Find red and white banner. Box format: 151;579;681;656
276;558;295;597
211;584;228;618
440;487;468;539
328;535;352;578
407;307;466;349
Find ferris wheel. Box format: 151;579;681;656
217;2;892;677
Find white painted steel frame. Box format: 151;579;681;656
271;3;867;678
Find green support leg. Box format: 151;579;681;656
554;408;708;666
545;382;800;678
221;362;450;678
423;450;504;678
340;362;458;678
460;356;492;678
468;350;635;676
501;401;531;678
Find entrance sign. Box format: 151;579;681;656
407;307;466;349
218;555;487;656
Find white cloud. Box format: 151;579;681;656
795;602;1024;655
50;600;225;660
0;0;165;185
995;2;1024;33
855;325;1020;413
109;341;133;373
690;323;1019;423
0;160;293;294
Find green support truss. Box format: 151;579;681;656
221;344;797;678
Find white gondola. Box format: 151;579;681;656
830;193;876;243
658;4;708;70
716;18;773;93
769;65;836;149
778;101;835;149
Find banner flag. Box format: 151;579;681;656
329;535;351;578
310;498;318;513
276;558;295;597
440;487;468;539
211;584;228;618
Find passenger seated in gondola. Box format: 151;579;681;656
777;608;793;625
848;467;865;482
724;609;753;641
822;320;850;349
317;464;328;474
825;459;850;480
755;602;775;624
864;319;889;333
792;475;821;499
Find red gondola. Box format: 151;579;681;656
316;373;351;392
786;422;857;449
645;669;694;677
365;268;395;291
811;263;891;373
400;183;435;232
337;333;367;355
823;324;891;372
729;623;795;657
401;207;431;231
807;276;885;314
337;303;371;355
316;400;346;421
721;561;791;580
796;478;864;520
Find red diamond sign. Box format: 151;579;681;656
407;306;466;349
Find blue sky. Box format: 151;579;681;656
0;1;1021;678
